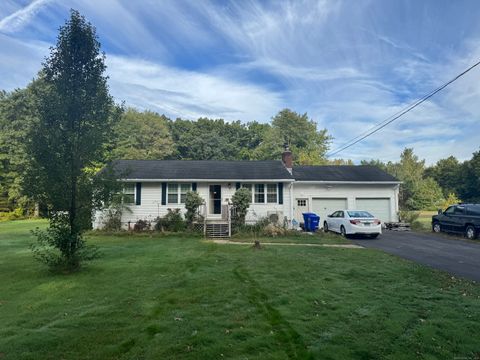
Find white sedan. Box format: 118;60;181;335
323;210;382;238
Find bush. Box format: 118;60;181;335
102;201;131;232
399;210;420;224
232;188;252;226
0;208;27;221
30;213;100;272
184;191;204;226
262;223;286;237
161;209;186;232
233;217;271;236
133;219;150;232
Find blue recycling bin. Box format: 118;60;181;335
302;212;320;232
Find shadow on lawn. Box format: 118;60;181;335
233;265;314;360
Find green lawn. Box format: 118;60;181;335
1;220;480;359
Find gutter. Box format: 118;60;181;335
120;178;295;182
293;181;402;185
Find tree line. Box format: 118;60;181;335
1;92;336;213
361;148;480;210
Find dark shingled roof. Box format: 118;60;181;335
292;165;399;182
111;160;294;180
109;160;399;182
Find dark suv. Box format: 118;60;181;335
432;204;480;240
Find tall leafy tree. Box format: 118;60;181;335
251;109;331;164
425;156;462;198
460;150;480;202
24;10;120;270
112;108;174;160
0;82;45;212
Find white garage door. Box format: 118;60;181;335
312;198;348;226
356;198;391;222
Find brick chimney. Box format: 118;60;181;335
282;143;293;173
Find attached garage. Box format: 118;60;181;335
312;198;348;226
356;198;391;222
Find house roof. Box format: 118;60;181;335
108;160;399;183
110;159;294;180
292;165;399;182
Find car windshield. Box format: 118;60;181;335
347;211;374;218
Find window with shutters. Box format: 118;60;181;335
266;184;277;203
122;183;135;204
168;183;191;204
180;184;190;203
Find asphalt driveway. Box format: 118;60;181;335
352;231;480;282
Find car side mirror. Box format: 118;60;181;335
437;209;442;215
327;214;332;218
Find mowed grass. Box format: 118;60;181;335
1;221;480;360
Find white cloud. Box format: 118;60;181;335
106;55;283;122
0;0;52;33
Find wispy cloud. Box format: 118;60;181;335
1;0;479;164
0;0;52;33
106;55;283;121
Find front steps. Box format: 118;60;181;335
205;223;230;238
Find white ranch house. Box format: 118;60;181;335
93;149;400;232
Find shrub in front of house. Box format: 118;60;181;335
154;209;186;232
184;191;204;227
231;188;252;227
133;219;150;232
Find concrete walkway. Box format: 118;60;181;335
207;239;363;249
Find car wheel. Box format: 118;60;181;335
432;222;441;233
323;222;329;232
465;225;477;240
340;225;346;237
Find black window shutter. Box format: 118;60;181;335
236;182;241;190
135;182;142;205
192;182;197;192
278;183;283;204
161;182;167;205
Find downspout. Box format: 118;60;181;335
289;182;294;229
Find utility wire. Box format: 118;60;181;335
326;59;480;158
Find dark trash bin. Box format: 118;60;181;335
302;212;320;232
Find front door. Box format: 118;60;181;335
295;198;308;224
209;185;222;215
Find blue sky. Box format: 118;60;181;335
1;0;480;163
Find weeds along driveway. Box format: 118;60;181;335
352;230;480;282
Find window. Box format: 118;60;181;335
338;211;344;218
180;184;190;203
254;184;265;203
167;183;178;204
266;184;277;203
347;211;374;218
330;211;339;217
168;183;191;204
444;206;455;214
467;205;480;216
297;199;307;207
454;206;465;215
123;183;135;204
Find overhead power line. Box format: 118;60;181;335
326;59;480;158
